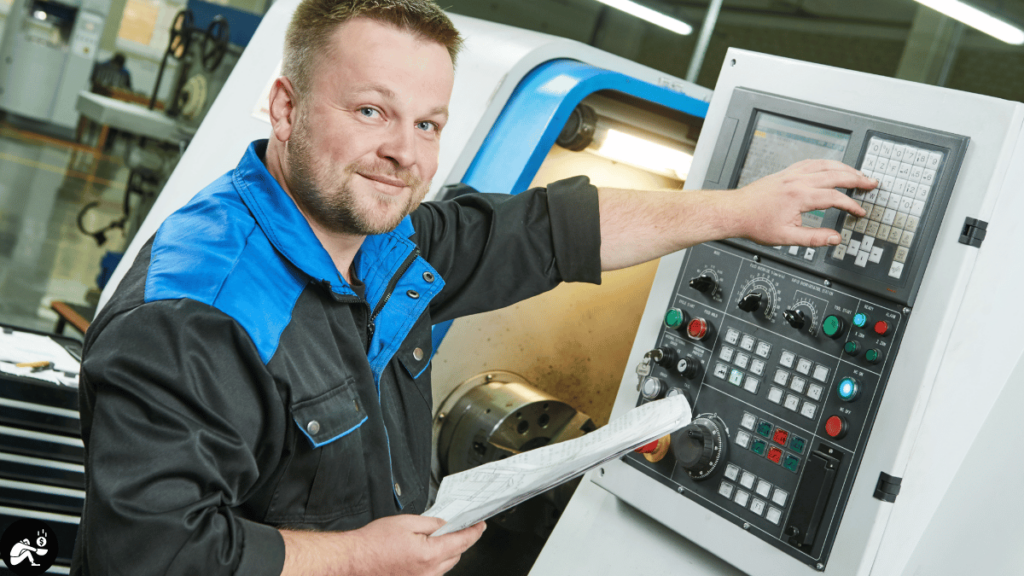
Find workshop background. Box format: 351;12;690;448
2;0;1022;335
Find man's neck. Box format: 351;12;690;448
264;138;363;284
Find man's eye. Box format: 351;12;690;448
417;121;437;132
359;107;379;118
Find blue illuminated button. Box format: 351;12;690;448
853;313;868;328
837;377;861;402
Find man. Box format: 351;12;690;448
72;1;874;575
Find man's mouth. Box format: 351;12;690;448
358;172;407;190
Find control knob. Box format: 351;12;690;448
783;309;806;330
671;414;728;480
689;274;719;296
737;291;765;313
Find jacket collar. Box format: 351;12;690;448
232;140;416;300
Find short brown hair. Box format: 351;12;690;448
283;0;462;99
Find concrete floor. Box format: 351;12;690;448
0;117;130;334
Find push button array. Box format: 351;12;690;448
838;136;945;278
773;350;829;420
739;413;804;473
719;458;789;525
715;330;773;396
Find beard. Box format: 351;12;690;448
286;112;428;236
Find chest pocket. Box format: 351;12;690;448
286;378;372;525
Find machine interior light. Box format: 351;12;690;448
914;0;1024;45
590;128;694;180
593;0;693;35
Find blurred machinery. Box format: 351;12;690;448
74;7;241;249
0;0;109;131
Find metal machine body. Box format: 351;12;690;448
0;0;110;130
532;49;1024;575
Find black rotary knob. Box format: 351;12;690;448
737;291;764;313
689;274;718;295
784;309;806;330
676;356;701;379
671;415;727;480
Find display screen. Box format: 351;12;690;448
736;113;851;228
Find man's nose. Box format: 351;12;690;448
379;123;416;168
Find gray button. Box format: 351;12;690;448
407;290;419;299
413;347;424;361
306;420;320;435
394;482;402;496
422;271;435;283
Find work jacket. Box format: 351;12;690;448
72;140;601;575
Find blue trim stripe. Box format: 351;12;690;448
296;415;368;449
463;59;710;195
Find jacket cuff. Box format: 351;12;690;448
546;176;602;284
235;518;286;576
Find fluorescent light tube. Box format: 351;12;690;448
914;0;1024;45
591;128;694;180
594;0;693;35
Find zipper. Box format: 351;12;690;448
367;249;420;342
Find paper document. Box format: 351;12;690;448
0;330;81;387
424;394;692;536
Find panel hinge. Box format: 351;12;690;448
959;217;988;248
874;472;902;502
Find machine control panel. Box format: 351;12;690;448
617;90;968;569
625;243;905;567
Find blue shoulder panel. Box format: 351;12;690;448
145;173;307;364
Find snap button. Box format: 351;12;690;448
423;271;435;283
407;290;419;299
394;482;402;496
413;347;424;361
306;420;320;435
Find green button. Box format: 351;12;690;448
791;437;806;454
664;308;685;329
751;440;767;456
844;341;860;356
865;349;881;364
823;315;845;338
756;421;773;438
783;455;801;472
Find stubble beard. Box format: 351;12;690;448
286;112;428;236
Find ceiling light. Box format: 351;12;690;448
914;0;1024;45
594;0;693;35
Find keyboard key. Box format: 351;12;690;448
905;215;919;233
900;231;915;248
861;155;878;171
877;224;891;240
926;151;942;169
888;227;903;244
894;246;909;263
889;261;904;278
869;246;884;263
911;200;925;217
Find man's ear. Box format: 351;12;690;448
269;76;300;143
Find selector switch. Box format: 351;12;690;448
784;309;806;330
738;291;764;313
689;274;719;295
676;357;701;379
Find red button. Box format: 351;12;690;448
635;439;660;454
772;429;789;446
825;415;847;439
687;318;709;340
767;446;783;464
873;321;890;336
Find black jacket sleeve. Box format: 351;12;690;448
411;176;602;323
75;299;287;576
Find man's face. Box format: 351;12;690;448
287;17;454;236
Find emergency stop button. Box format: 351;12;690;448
825;415;847;439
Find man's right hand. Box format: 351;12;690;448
280;515;486;576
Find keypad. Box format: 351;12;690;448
835;135;945;279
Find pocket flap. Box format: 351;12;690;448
291;379;367;448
